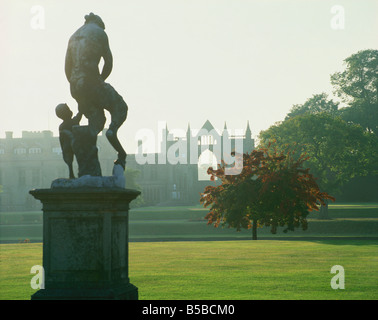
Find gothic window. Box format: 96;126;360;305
197;149;218;181
52;147;62;155
199;135;216;145
29;147;42;154
14;148;27;155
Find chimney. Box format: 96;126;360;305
5;131;13;139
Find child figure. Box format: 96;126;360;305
55;103;82;179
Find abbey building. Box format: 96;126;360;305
0;121;254;211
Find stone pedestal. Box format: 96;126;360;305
29;187;140;300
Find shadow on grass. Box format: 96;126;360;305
129;236;378;245
306;238;378;246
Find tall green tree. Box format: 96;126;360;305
201;146;334;240
331;49;378;134
259;113;376;218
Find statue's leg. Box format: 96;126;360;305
68;163;75;179
63;150;75;179
86;106;106;136
60;131;75;179
72;102;106;177
107;116;127;169
100;83;128;169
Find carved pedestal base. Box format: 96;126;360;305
29;188;140;300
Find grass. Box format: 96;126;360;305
1;239;377;300
1;203;377;299
0;243;42;300
1;203;377;242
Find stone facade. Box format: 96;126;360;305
0;121;254;211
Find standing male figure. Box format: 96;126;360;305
65;13;128;169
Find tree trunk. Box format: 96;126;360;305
252;219;257;240
318;200;330;220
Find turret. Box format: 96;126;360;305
245;121;252;139
244;121;254;153
186;122;191;164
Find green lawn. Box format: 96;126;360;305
1;239;377;300
1;204;377;299
1;203;378;242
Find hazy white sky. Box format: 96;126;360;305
0;0;377;153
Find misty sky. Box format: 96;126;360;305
0;0;377;153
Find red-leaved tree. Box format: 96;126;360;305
200;144;335;240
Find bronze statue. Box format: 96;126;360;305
64;13;128;170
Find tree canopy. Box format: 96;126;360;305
259;113;376;195
285;93;339;120
331;49;378;134
200;145;334;239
